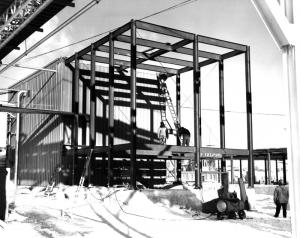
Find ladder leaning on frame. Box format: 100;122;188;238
76;149;94;196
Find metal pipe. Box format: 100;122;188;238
108;33;115;187
12;90;27;205
0;63;57;72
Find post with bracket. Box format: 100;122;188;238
176;74;182;183
193;34;202;188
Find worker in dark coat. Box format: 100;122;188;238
0;148;7;221
273;179;289;218
178;127;190;146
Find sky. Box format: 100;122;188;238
0;0;289;149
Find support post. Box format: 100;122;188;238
283;154;286;184
72;53;80;185
90;44;96;184
264;158;267;185
282;44;299;237
275;159;278;183
176;74;181;183
230;156;234;184
245;46;254;188
239;158;243;180
193;34;201;188
219;60;226;173
267;152;271;184
108;33;115;187
130;20;137;189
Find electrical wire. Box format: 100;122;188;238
20;0;198;63
181;106;286;116
139;0;198;21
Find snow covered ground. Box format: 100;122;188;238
0;184;292;238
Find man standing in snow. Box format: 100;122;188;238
0;148;7;221
273;179;289;218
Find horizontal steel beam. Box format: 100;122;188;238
136;20;247;51
136;20;195;41
178;58;218;74
81;54;178;74
79;69;158;86
97;45;193;67
116;35;221;60
222;50;245;60
197;35;247;51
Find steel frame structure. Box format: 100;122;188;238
65;19;254;189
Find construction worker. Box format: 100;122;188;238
157;122;168;144
157;73;168;94
273;179;289;218
0;148;7;221
178;127;191;146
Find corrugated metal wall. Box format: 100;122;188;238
9;58;72;186
8;58;165;186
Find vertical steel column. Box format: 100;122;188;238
267;152;271;184
264;158;267;185
219;60;226;173
239;159;243;180
82;86;87;146
283;155;286;184
230;156;234;184
193;34;201;188
130;20;137;189
90;44;96;186
176;74;181;183
245;46;254;187
275;159;278;183
90;44;96;148
108;33;115;187
72;53;80;185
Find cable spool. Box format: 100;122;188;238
216;199;227;213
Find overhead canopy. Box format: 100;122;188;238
0;0;75;61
